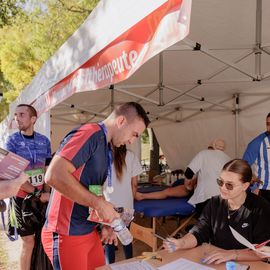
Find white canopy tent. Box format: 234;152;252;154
1;0;270;170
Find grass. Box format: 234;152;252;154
0;231;9;269
0;226;19;270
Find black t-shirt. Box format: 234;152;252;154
190;192;270;249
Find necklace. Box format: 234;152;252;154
227;201;242;220
227;194;246;220
227;208;239;220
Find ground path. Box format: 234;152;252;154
0;208;21;270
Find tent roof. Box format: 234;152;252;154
2;0;270;168
49;0;270;128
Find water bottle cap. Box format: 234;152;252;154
226;261;236;270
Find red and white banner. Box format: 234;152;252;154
33;0;192;115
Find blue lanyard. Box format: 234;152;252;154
98;122;113;189
20;132;36;168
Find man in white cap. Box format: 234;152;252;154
185;138;230;216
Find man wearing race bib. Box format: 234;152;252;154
5;104;52;270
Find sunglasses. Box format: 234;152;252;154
216;178;238;191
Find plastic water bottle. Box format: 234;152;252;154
226;261;236;270
111;218;133;246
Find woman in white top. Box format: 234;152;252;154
103;145;143;264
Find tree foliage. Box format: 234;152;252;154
0;0;22;28
0;0;99;120
141;129;149;144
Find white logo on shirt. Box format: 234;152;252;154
242;223;249;228
19;142;25;147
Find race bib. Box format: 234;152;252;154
26;168;45;187
88;185;103;211
89;185;103;196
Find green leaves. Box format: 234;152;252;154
0;0;99;120
0;0;22;28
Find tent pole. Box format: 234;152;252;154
241;96;270;112
110;85;115;112
184;38;257;80
151;97;233;125
159;53;164;106
255;0;262;80
114;86;159;105
234;94;240;158
165;85;232;110
62;102;107;118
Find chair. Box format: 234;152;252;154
130;221;157;251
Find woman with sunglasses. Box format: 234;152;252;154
163;159;270;264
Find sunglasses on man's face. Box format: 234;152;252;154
216;178;237;191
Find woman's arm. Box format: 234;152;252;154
45;155;119;223
163;233;198;252
202;248;262;264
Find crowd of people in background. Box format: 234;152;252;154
1;103;270;270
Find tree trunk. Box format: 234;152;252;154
149;128;160;182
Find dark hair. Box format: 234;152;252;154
222;159;252;183
267;112;270;118
114;102;150;128
17;104;37;118
113;145;127;180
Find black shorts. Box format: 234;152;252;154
8;197;37;237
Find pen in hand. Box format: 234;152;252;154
152;233;177;252
152;233;168;242
255;239;270;249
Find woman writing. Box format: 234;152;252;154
163;159;270;264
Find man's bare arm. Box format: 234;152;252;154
0;173;28;199
45;155;119;222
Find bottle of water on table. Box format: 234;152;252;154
226;261;236;270
111;218;133;246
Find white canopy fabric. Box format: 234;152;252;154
1;0;270;170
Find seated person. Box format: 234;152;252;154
163;159;270;264
135;176;195;200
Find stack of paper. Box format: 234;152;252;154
157;258;215;270
110;260;155;270
110;258;215;270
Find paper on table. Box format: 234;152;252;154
157;258;215;270
110;260;155;270
229;226;270;257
